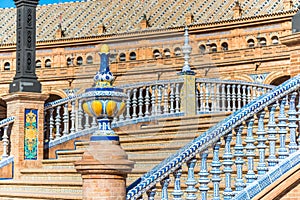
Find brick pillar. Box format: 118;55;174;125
3;92;48;179
180;74;196;115
75;140;134;200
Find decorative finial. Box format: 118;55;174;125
93;44;115;87
180;26;195;75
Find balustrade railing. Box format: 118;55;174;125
0;117;15;163
126;74;300;199
44;78;275;147
196;78;274;112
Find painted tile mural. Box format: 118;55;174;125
24;109;38;160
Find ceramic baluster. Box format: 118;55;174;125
245;118;257;183
211;140;222;200
157;86;162;115
175;83;180;113
185;157;197;200
288;92;298;153
267;103;278;167
170;84;175;114
138;88;144;118
221;84;226;111
237;84;241;110
200;83;204;111
144;87;150;117
132;88;138;119
234;125;245;192
163;84;169;114
49;108;54;141
172;167;183;200
161;176;170;200
63;103;69;136
70;100;76;134
199;149;209;200
126;89;132;120
205;83;210;112
77;99;83;131
55;105;61;138
223;131;234;199
242;85;246;107
146;186;156;200
226;85;231;111
2;125;8;159
256;110;268;175
231;84;236;111
278;99;288;159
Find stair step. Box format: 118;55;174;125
20;169;82;182
42;158;78;169
0;180;82;199
0;192;82;200
56;149;85;160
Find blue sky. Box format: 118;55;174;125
0;0;76;8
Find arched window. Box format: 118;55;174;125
164;48;171;58
271;36;279;45
86;56;93;64
45;59;51;68
36;60;41;68
76;56;83;66
199;44;206;54
129;52;136;60
153;49;161;59
221;42;228;51
67;57;72;66
211;43;217;52
259;37;267;46
174;47;181;56
247;39;255;48
119;53;126;62
4;62;10;70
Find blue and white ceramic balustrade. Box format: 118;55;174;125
80;44;127;141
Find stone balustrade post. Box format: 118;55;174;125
180;74;196;115
3;92;48;178
75;139;134;200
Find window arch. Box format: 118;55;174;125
36;60;41;68
259;37;267;46
271;36;279;45
153;49;161;59
221;42;228;51
211;43;217;52
199;44;206;54
247;39;255;48
86;56;93;64
4;62;10;70
76;56;83;66
67;57;72;66
45;59;51;68
119;53;126;62
164;48;171;58
174;47;181;56
129;52;136;60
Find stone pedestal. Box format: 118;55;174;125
75;140;134;200
181;74;196;115
3;92;48;178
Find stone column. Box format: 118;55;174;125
3;92;48;178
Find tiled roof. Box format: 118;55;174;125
0;0;298;44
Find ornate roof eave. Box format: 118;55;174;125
0;9;297;51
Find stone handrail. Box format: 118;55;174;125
126;74;300;199
0;117;15;162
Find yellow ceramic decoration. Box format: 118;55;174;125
82;102;93;116
91;100;103;116
106;100;117;117
100;44;109;53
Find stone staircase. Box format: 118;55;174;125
0;112;229;199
